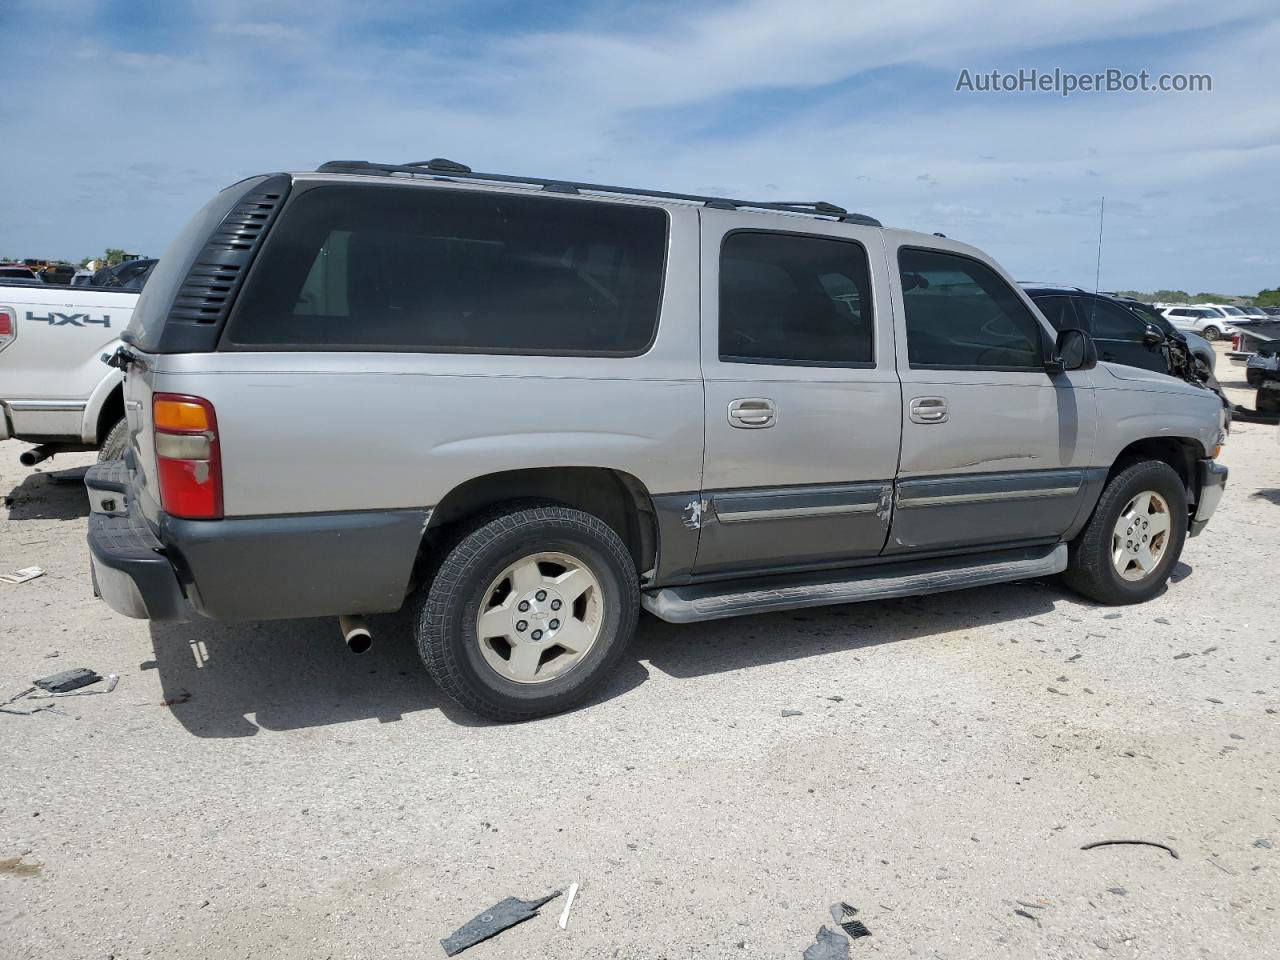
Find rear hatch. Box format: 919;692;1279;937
119;174;290;522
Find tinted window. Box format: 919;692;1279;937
226;185;667;355
1083;298;1145;339
1029;295;1079;331
719;232;873;365
899;248;1044;368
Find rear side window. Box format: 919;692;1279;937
225;185;668;355
899;248;1044;369
719;231;874;365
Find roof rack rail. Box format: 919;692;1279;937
314;159;882;227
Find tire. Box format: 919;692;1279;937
1246;369;1263;388
415;503;639;721
97;417;128;462
1063;460;1188;605
1201;325;1221;341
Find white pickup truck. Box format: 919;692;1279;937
0;264;154;466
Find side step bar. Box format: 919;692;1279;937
641;543;1067;624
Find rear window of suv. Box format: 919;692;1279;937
223;184;668;355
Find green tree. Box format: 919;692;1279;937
104;248;127;267
1255;287;1280;307
1149;289;1191;302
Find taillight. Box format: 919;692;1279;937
0;307;14;353
1232;333;1241;351
153;393;222;519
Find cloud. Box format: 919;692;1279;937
0;0;1276;293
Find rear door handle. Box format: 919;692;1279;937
909;396;948;424
728;398;776;428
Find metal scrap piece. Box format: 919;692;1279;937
828;902;871;939
440;890;560;956
803;925;851;960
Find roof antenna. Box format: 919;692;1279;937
1093;196;1105;297
1085;195;1104;329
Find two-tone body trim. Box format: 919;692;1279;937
896;468;1084;508
711;482;889;523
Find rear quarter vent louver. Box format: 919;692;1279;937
159;175;291;349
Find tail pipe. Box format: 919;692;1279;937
20;444;57;467
339;615;372;654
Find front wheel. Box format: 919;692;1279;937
1063;460;1188;605
415;504;639;721
1201;325;1222;341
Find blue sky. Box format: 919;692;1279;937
1;0;1276;294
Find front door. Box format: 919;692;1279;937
887;243;1097;554
1078;295;1167;373
693;210;902;576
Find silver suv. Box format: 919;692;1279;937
87;159;1229;720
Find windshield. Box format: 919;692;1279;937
1219;306;1244;316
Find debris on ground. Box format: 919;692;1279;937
439;890;560;956
802;925;850;960
557;881;579;930
30;674;118;699
1107;886;1128;896
1255;839;1273;850
781;709;804;717
0;566;45;585
828;902;871;939
34;668;101;694
1081;839;1180;860
1013;908;1039;922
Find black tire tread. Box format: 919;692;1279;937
97;417;129;463
1064;459;1186;605
417;502;638;721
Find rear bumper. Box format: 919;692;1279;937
1189;458;1228;537
85;460;427;622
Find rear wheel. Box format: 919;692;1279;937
1064;460;1187;605
97;417;128;462
415;504;639;721
1201;325;1222;341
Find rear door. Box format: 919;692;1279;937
694;210;901;576
886;239;1097;554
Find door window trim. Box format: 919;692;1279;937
717;228;877;370
898;245;1052;373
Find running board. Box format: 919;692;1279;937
641;543;1067;624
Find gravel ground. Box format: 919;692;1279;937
2;354;1277;959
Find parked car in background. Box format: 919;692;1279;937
0;263;43;283
1106;294;1216;374
1159;304;1235;341
85;159;1229;720
0;267;154;465
1024;285;1218;392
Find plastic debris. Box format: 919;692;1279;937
34;668;101;694
828;902;871;939
1081;839;1180;860
803;925;850;960
30;674;118;699
781;709;804;717
0;566;45;585
558;882;579;929
440;890;560;956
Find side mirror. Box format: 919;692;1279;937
1048;328;1097;373
1142;324;1165;346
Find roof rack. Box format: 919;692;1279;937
314;158;882;227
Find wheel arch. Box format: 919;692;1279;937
1108;436;1205;506
421;466;659;582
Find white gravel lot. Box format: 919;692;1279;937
2;355;1277;960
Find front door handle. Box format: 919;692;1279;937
728;398;776;428
909;396;948;424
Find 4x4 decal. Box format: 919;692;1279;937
26;311;111;328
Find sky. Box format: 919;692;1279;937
0;0;1276;295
